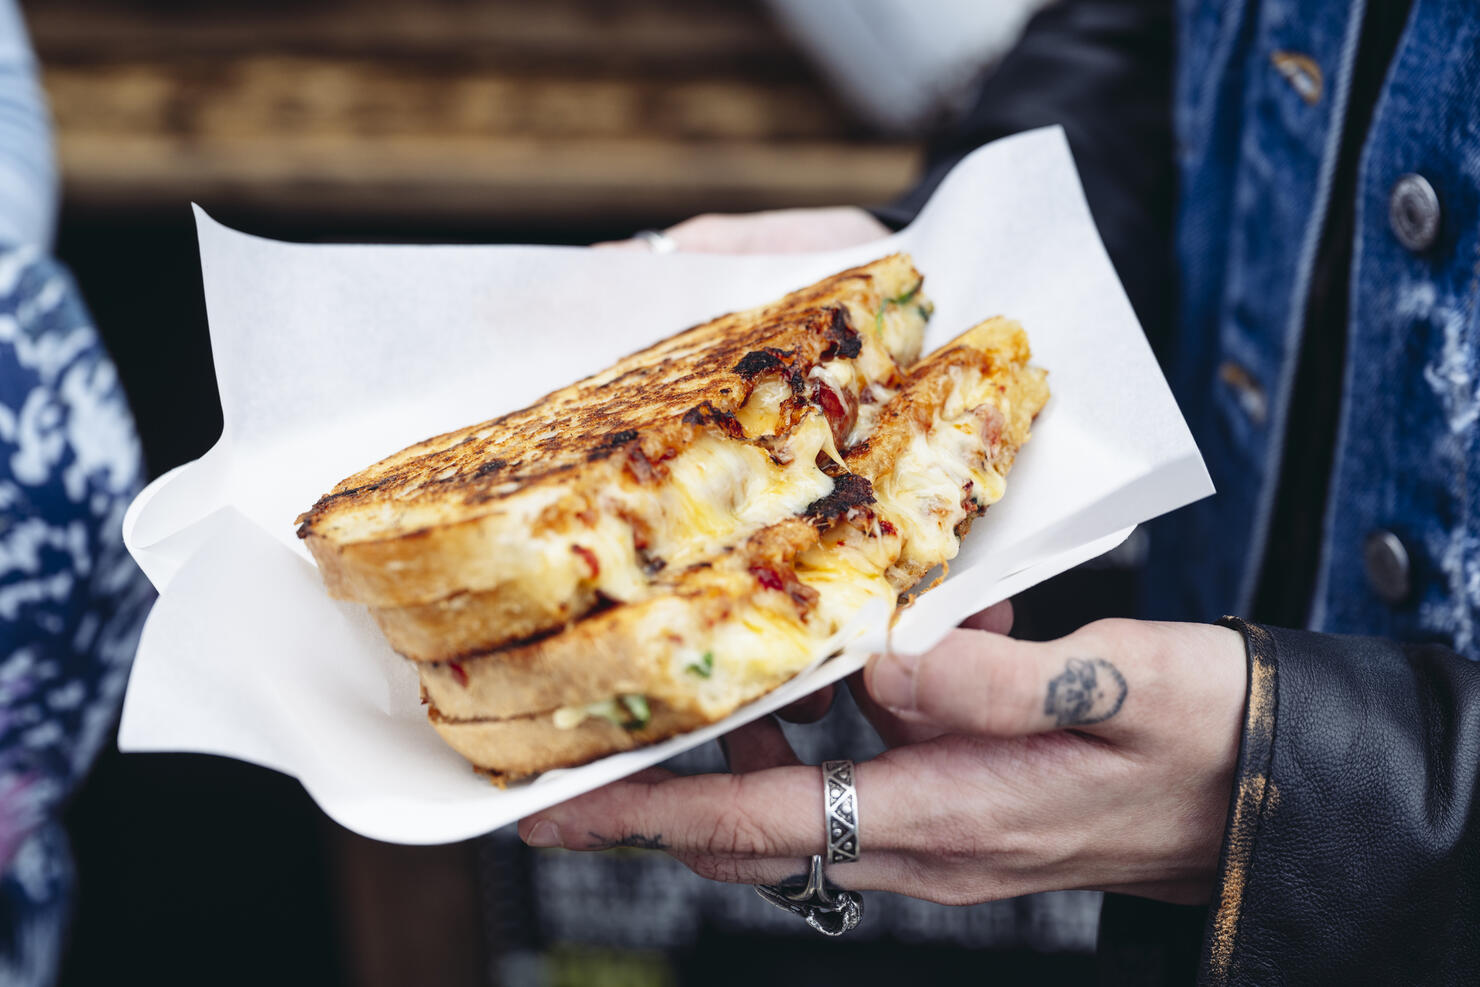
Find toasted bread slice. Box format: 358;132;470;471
297;255;931;642
427;699;709;786
420;320;1048;779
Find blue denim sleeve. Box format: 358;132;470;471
0;0;55;249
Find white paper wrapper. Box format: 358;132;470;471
120;127;1212;845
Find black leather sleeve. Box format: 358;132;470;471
1104;618;1480;985
871;0;1175;353
1100;620;1480;985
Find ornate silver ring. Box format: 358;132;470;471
823;758;860;863
753;854;864;936
634;228;678;254
752;759;864;935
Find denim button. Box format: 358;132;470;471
1363;530;1411;604
1217;360;1268;423
1389;174;1441;252
1270;50;1323;104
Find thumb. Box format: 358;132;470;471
863;625;1131;738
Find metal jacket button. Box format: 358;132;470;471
1363;529;1411;604
1389;173;1441;252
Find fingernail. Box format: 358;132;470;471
523;819;562;848
870;651;918;711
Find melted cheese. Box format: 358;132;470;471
876;301;927;366
519;411;841;613
872;366;1006;573
847;382;897;449
795;527;898;635
647;410;837;563
735;377;793;437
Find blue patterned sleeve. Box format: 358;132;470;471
0;249;151;983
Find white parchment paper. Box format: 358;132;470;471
120;127;1212;844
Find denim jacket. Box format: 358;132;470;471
887;1;1480;980
1146;0;1480;658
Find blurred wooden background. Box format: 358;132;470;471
32;0;920;226
34;3;921;987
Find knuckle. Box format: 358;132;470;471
1070;616;1167;682
1072;617;1140;655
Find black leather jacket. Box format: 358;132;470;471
879;1;1480;982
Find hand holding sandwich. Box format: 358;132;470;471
518;613;1247;907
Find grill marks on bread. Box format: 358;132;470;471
295;268;885;542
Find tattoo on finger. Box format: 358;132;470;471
1044;657;1128;726
585;832;669;851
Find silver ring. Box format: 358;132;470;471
752;759;864;935
823;758;860;863
634;228;678;254
753;855;864;936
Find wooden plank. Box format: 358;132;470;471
41;57;863;142
34;5;922;224
55;131;921;222
27;0;787;71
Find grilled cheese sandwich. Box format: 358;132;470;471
295;256;1048;782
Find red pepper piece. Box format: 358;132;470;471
571;544;600;578
750;566;787;592
813;378;857;448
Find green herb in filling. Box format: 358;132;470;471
620;694;651;730
889;279;924;306
876;280;927;336
685;651;714;678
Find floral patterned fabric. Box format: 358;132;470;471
0;248;150;985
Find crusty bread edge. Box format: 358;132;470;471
429;700;710;785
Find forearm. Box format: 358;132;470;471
1191;620;1480;984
